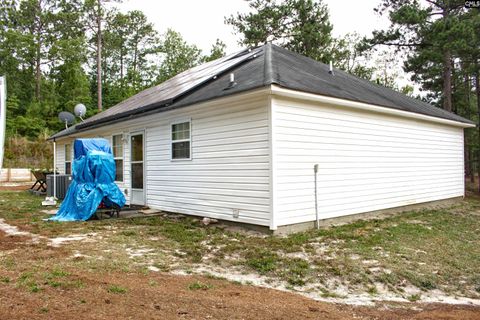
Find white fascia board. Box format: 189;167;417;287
271;85;475;129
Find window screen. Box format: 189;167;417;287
171;121;191;160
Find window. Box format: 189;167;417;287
65;144;72;174
171;121;191;160
112;134;124;182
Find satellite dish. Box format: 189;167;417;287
74;103;87;120
58;111;75;129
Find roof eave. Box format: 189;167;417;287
271;85;475;128
48;86;273;140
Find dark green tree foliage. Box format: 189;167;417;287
227;0;380;82
156;29;203;83
330;33;376;80
1;1;35;109
102;10;160;107
18;0;57;101
50;0;91;130
0;0;88;137
0;0;221;141
286;0;333;62
124;11;160;91
226;0;334;63
458;10;480;189
203;39;227;63
83;0;112;112
367;0;470;112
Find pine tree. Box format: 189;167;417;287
156;29;202;84
226;0;334;63
367;0;468;112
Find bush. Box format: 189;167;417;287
3;132;53;168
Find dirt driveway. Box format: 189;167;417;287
1;231;479;320
0;183;32;191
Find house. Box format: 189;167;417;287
50;43;474;233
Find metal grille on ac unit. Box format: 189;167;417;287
46;174;72;200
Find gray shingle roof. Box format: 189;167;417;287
50;43;472;139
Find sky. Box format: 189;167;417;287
114;0;412;90
115;0;390;54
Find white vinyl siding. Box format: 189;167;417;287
55;142;66;174
272;96;465;227
53;92;271;226
146;96;271;226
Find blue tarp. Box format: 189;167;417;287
49;138;125;221
74;138;112;160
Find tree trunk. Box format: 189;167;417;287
442;49;452;112
467;75;474;184
441;5;453;113
471;150;475;183
133;43;138;90
451;59;457;114
35;44;41;100
34;0;42;100
96;0;102;111
120;48;124;90
476;71;480;192
463;71;469;183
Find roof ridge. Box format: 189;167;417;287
263;42;274;85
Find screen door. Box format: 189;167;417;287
130;132;144;205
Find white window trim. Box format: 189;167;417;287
65;144;72;174
170;118;192;161
112;134;124;182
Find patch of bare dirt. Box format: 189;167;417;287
1;230;479;319
353;303;480;320
1;270;479;320
0;183;31;191
0;272;356;320
0;233;30;250
0;230;69;259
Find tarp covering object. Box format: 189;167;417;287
74;138;112;160
49;138;125;221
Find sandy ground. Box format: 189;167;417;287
1;184;480;318
1;229;480;319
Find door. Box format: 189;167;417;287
130;132;145;205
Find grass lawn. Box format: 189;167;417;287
1;190;480;303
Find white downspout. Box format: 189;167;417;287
53;138;57;200
42;138;57;206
